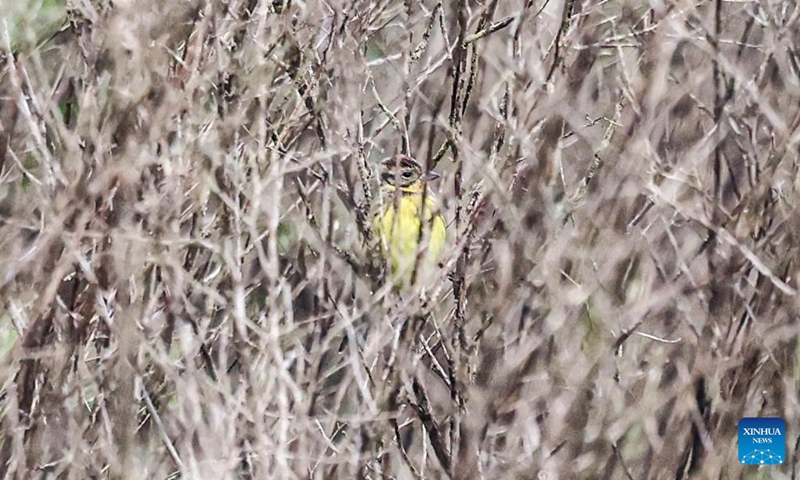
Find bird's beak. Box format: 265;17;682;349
424;170;441;181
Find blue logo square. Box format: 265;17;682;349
738;417;786;465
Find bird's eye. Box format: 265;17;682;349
401;171;414;179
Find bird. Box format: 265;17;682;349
373;155;446;285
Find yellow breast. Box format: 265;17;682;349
374;193;446;283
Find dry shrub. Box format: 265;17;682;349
1;0;799;478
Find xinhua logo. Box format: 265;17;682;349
738;417;786;465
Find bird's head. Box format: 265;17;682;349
379;155;440;194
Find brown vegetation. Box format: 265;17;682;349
1;0;799;478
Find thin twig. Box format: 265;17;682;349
463;16;514;45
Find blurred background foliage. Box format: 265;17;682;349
1;0;67;52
